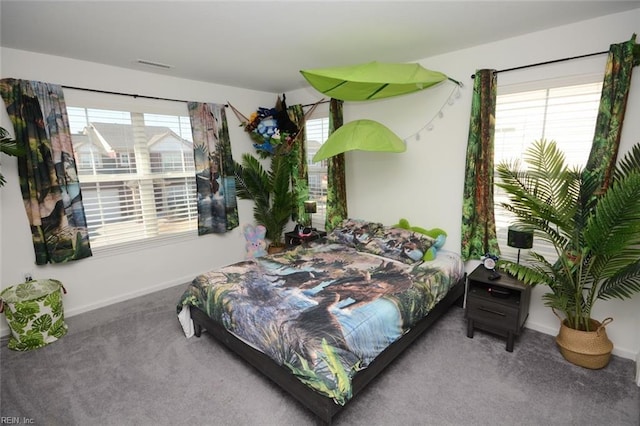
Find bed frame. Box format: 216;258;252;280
191;273;466;424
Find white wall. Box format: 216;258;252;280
1;9;639;363
291;9;640;360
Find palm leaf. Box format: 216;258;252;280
234;149;294;245
0;127;24;156
612;143;640;183
0;126;26;187
587;174;640;248
597;261;640;300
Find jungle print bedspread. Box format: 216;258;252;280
178;242;463;405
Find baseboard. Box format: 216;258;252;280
636;352;640;386
0;274;194;338
524;321;637;361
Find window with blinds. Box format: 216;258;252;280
494;80;602;263
66;101;197;250
305;117;329;229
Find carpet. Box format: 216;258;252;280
1;283;638;425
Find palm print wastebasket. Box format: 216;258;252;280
0;279;68;351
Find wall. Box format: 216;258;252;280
291;9;640;360
1;9;639;363
0;47;277;335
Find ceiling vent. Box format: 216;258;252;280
136;59;172;69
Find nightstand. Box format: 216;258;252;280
465;264;531;352
284;230;327;247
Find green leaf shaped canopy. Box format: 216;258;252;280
300;61;449;101
312;119;406;162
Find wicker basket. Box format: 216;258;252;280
555;317;613;369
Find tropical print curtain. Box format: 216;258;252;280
0;79;92;264
287;103;311;226
460;69;500;261
325;98;348;231
188;102;239;235
585;33;640;192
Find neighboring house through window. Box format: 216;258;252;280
66;92;197;251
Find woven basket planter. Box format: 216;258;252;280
555;317;613;369
267;244;286;254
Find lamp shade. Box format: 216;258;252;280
312;119;406;162
507;226;534;249
304;200;317;214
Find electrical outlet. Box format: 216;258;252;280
24;273;33;282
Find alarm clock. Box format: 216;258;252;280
481;253;501;280
482;253;499;270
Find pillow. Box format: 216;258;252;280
359;226;436;264
391;218;447;260
327;218;384;247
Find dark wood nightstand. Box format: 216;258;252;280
284;230;327;247
465;264;531;352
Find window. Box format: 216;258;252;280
494;79;602;263
305;117;329;229
66;92;197;251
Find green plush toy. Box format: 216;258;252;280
393;218;447;261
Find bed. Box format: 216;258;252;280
177;219;466;424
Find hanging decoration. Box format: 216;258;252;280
312;119;406;162
227;95;324;248
300;61;461;101
228;94;323;157
310;82;462;161
298;60;463;161
402;82;462;142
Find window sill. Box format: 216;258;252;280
89;231;200;258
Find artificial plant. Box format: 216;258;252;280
0;126;24;187
496;139;640;331
234;149;294;247
231;96;301;248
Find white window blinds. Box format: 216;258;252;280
494;80;602;263
65;92;197;251
305;117;329;229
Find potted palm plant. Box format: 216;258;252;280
234;148;294;253
495;139;640;369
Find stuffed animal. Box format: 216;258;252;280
243;223;267;259
255;117;279;142
393;218;447;261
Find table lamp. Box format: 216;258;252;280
304;200;317;229
507;225;534;264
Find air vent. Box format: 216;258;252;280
136;59;172;69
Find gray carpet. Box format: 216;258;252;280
1;283;638;426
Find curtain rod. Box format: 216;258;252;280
61;84;201;104
61;84;330;109
302;99;330;108
470;50;609;79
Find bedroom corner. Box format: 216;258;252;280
637;350;640;386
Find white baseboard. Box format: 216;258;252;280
0;274;194;338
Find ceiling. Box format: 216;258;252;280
1;1;639;93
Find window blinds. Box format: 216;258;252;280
494;81;602;263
